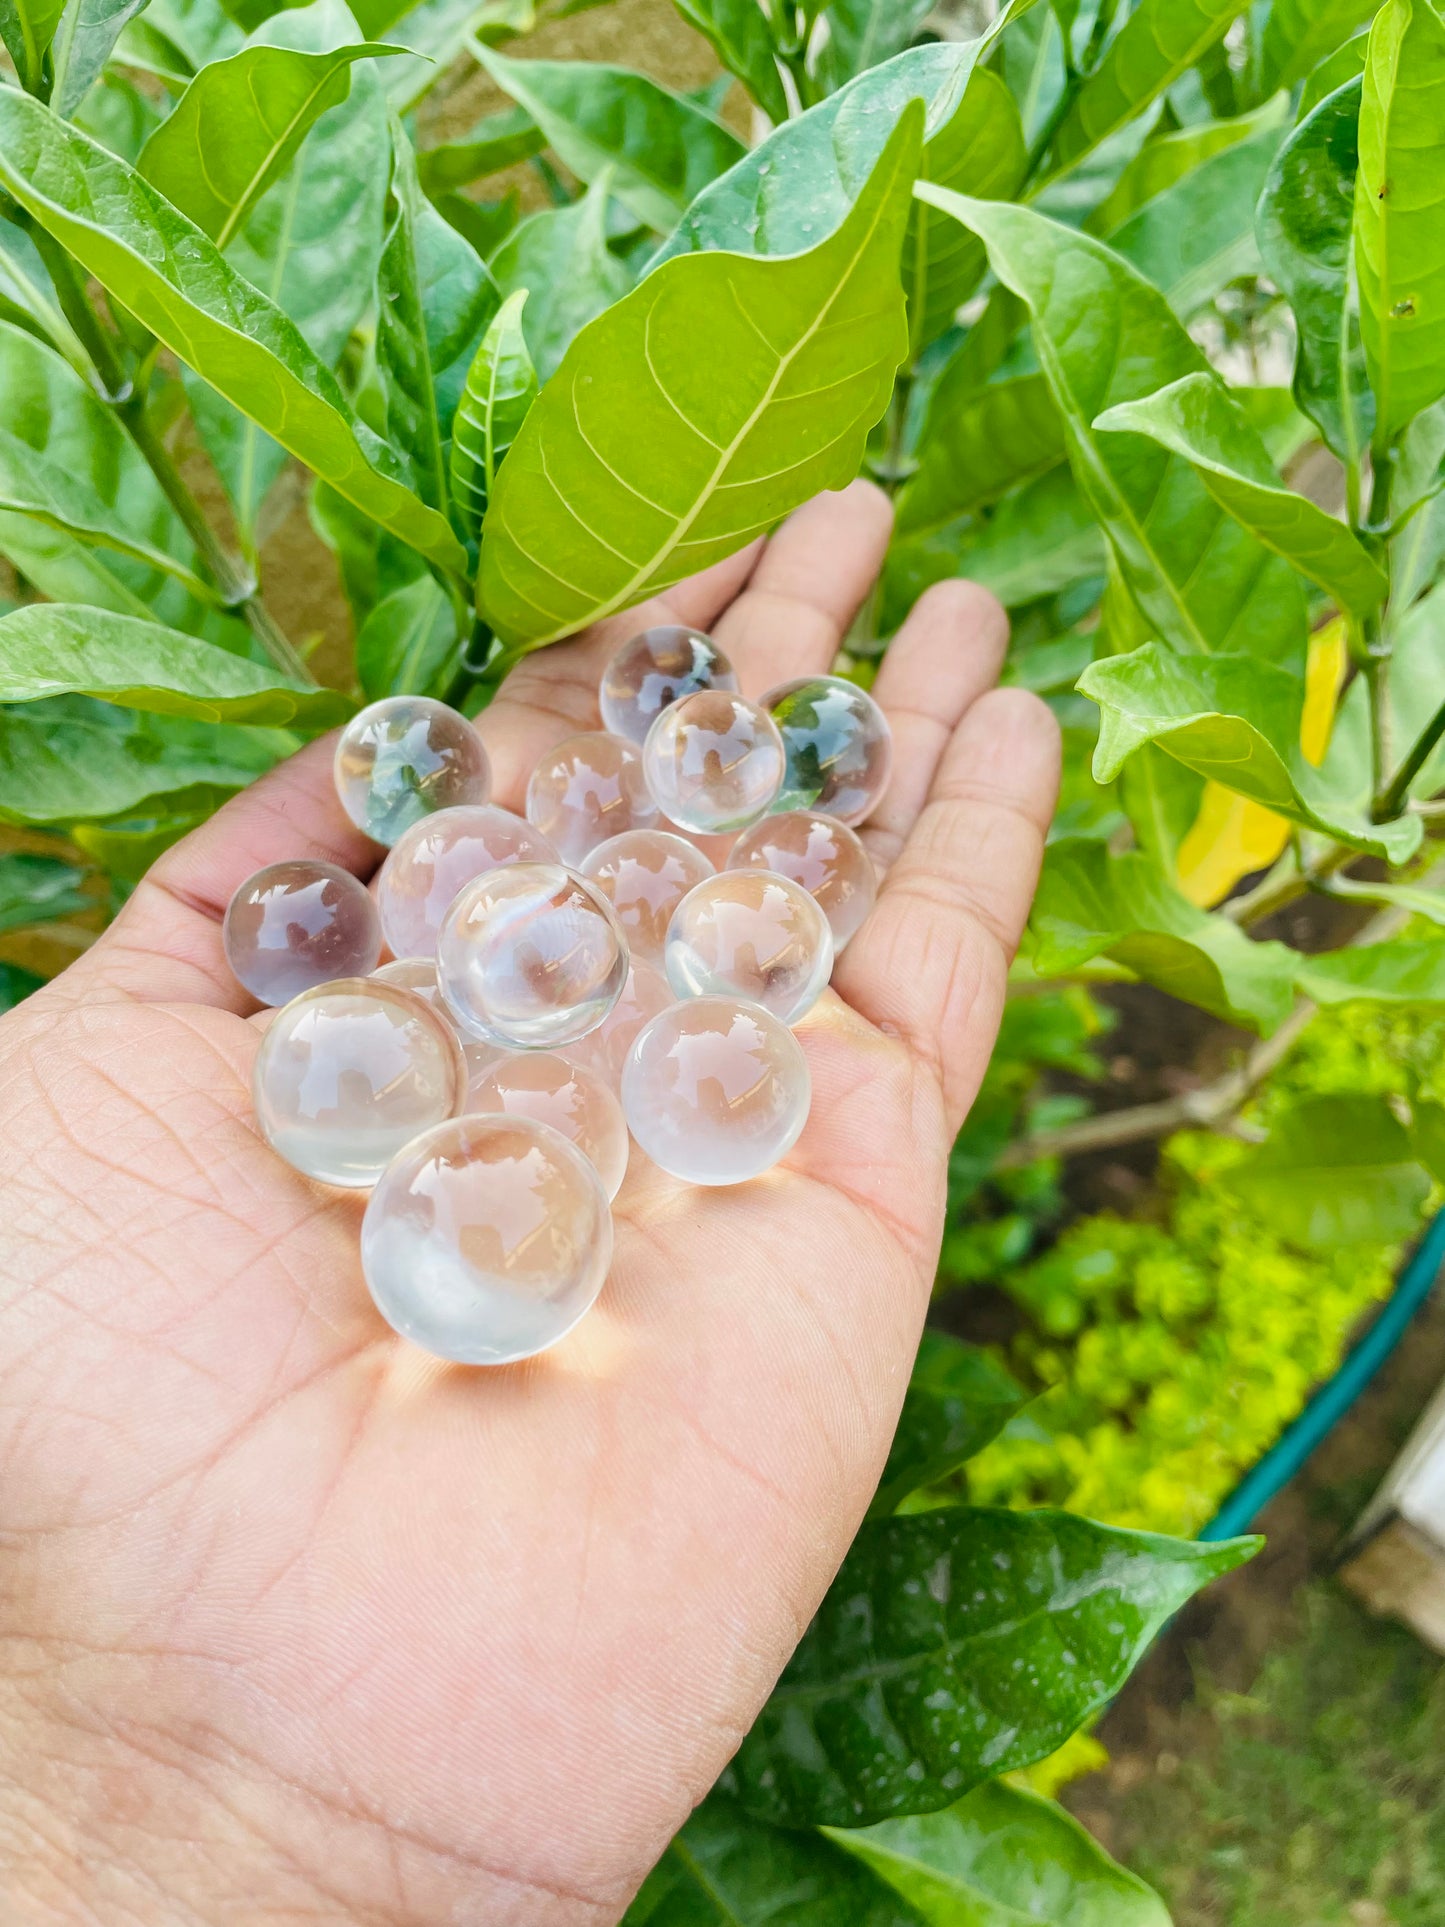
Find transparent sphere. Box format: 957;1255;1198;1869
622;997;810;1187
728;810;877;952
375;957;510;1090
525;731;659;866
252;979;466;1188
467;1051;628;1200
762;674;893;824
376;804;557;960
562;958;673;1090
665;870;833;1026
599;625;739;745
361;1115;612;1366
581;830;714;964
437;862;629;1050
223;859;381;1006
335;696;491;846
642;690;785;835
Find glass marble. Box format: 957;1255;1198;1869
664;870;833;1026
727;810;877;952
334;696;491;846
562;958;673;1090
376;804;557;960
361;1115;612;1366
437;862;629;1050
374;958;510;1089
224;859;381;1006
641;690;785;836
467;1052;629;1200
599;625;739;745
252;978;466;1188
622;996;810;1187
761;674;893;825
525;731;659;866
581;830;714;964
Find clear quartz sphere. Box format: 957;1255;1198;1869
361;1115;612;1366
467;1051;629;1200
664;869;833;1026
761;674;893;825
437;862;629;1050
641;690;785;835
334;696;491;846
727;810;877;952
374;958;509;1090
562;958;672;1090
622;996;810;1187
599;625;739;745
376;804;557;960
224;859;381;1006
581;829;714;964
525;731;659;866
252;978;466;1188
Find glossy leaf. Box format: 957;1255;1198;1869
138;40;401;246
1258;77;1374;469
897;372;1064;535
1087;95;1288;236
828;1783;1172;1927
376;123;457;516
671;0;787;124
0;852;90;935
1354;0;1445;449
919;190;1308;668
1079;643;1422;862
71;804;209;882
416;103;544;194
1229;1093;1432;1247
0;0;66;87
116;0;242;88
1258;0;1379;93
479;111;920;650
627;1795;922;1927
50;0;152;115
1045;0;1246;183
1029;837;1299;1032
475;45;745;235
821;0;934;92
1297;939;1445;1004
867;1333;1026;1521
0;605;350;727
0;216;94;378
722;1507;1258;1828
356;574;459;701
490;174;630;384
1096;373;1388;614
1301;26;1371;111
450;287;536;546
0;89;466;576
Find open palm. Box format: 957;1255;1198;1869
0;485;1058;1925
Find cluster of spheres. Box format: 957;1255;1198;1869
228;625;892;1368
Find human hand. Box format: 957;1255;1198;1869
0;483;1058;1925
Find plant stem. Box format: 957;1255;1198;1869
1376;694;1445;821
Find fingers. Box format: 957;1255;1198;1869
861;579;1011;870
833;687;1061;1134
62;736;372;1012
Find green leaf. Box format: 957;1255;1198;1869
0;0;66;88
1118;742;1207;870
0;696;289;825
828;1783;1173;1927
479;110;920;650
1300;25;1371;111
431;188;521;260
71;803;210;880
1078;643;1423;862
821;0;934;93
1296;938;1445;1003
897;372;1065;535
0;214;94;378
489;173;631;383
1229;1093;1432;1246
473;46;746;235
73;68;166;162
1044;0;1247;185
1029;837;1299;1032
1318;875;1445;925
918;190;1308;668
137;40;401;247
0;851;90;935
416;103;544;194
1095;373;1389;615
0;89;466;577
1087;95;1289;237
450;286;536;546
1259;0;1380;96
0;961;45;1008
355;573;459;700
1354;0;1445;449
49;0;152;116
1258;76;1374;470
0;605;351;726
627;1795;923;1927
670;0;787;124
722;1508;1258;1828
867;1332;1027;1521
